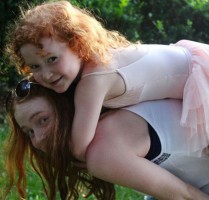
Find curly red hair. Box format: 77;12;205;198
6;0;132;74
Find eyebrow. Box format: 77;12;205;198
29;111;44;122
20;111;43;131
36;49;51;57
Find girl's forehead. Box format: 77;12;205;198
14;96;53;124
40;37;67;51
20;37;67;56
36;48;50;57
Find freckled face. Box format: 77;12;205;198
20;38;82;93
14;97;55;152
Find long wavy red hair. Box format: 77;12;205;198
4;84;115;199
6;0;132;74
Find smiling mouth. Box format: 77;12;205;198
50;76;63;86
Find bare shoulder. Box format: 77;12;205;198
75;70;124;102
97;109;149;147
99;109;147;129
86;108;151;182
75;75;108;100
86;108;150;171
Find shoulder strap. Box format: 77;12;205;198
82;69;116;78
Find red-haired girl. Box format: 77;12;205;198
6;1;209;161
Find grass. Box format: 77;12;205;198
0;123;144;200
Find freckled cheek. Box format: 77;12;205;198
58;61;70;74
33;73;48;86
32;132;48;150
33;72;42;82
40;127;51;138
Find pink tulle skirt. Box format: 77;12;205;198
174;40;209;152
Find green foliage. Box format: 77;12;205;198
1;0;209;97
77;0;143;41
1;0;209;197
76;0;209;44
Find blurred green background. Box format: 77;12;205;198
1;0;209;199
1;0;209;99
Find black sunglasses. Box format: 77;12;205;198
6;79;39;112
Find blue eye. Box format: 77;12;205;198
28;129;34;139
30;65;40;70
40;117;49;125
47;56;57;64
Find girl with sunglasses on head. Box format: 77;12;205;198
5;79;115;200
6;0;209;161
5;79;209;200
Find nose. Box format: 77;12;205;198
32;136;47;152
42;68;53;81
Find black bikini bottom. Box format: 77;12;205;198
145;123;161;160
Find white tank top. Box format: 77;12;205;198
82;44;190;108
123;99;209;192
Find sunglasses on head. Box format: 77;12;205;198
5;79;39;112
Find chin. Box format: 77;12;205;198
55;89;66;93
55;86;69;93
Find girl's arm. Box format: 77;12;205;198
88;151;209;200
70;75;110;161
